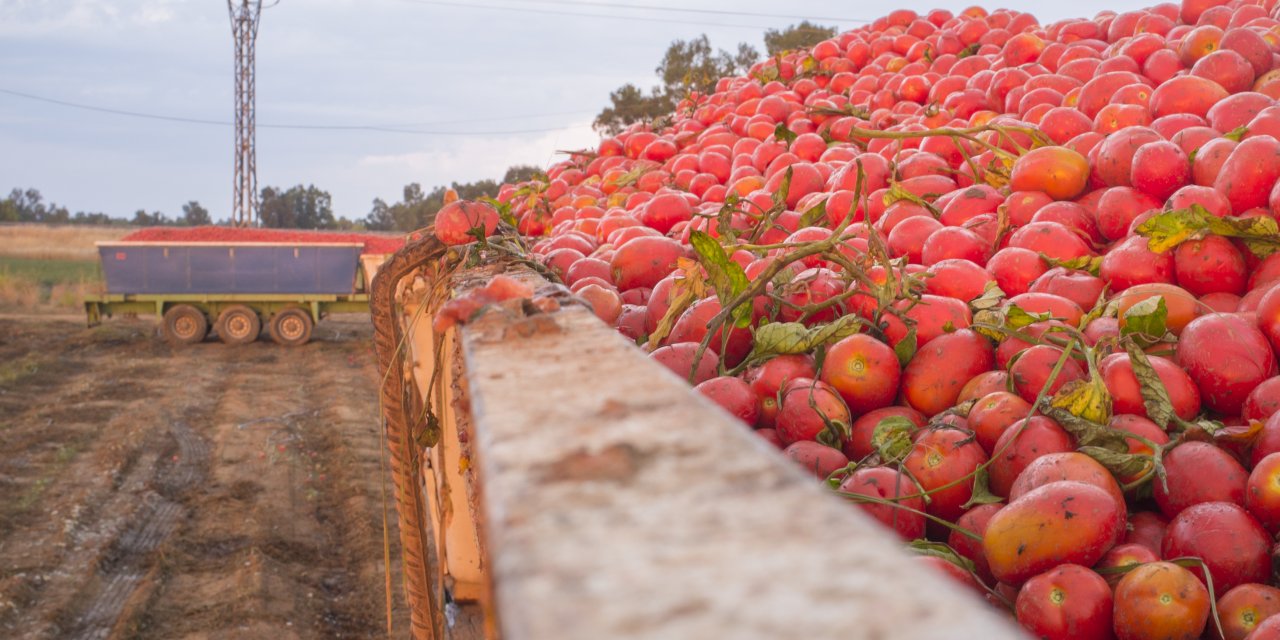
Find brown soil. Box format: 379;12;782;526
0;315;411;639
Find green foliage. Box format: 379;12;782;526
594;35;759;135
181;201;211;226
258;184;336;230
365;165;542;232
764;21;838;56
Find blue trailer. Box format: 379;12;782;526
84;241;385;346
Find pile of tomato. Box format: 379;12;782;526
123;226;405;255
432;0;1280;637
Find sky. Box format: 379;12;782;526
1;0;1155;223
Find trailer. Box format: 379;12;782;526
85;240;391;346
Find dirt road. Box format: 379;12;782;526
0;315;409;639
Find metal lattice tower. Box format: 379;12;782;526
228;1;264;227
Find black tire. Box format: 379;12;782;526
268;308;313;346
216;305;262;345
162;305;209;345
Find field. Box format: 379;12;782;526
0;225;128;312
0;314;411;638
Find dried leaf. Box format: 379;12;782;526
969;281;1007;312
747;315;862;361
1122;340;1177;430
689;230;752;328
872;416;916;464
894;325;918;368
1078;446;1152;481
1048;377;1114;426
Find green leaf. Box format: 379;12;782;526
962;468;1005;509
1121;295;1169;343
908;540;977;573
798;198;828;228
479;196;517;229
1039;253;1103;276
747;315;862;361
894;325;918;368
1006;304;1049;329
1122;340;1177;430
872;416;916;464
1224;125;1249;142
688;230;752;328
1135;206;1280;257
770;166;794;213
825;461;859;489
774;122;798;144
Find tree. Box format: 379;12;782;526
181;201;211;226
132;209;169;226
259;185;335;229
594;35;759;135
364;165;535;232
764;21;837;56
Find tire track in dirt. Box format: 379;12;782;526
0;318;407;639
68;420;210;640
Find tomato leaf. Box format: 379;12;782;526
872;416;916;464
961;468;1005;509
1122;340;1177;430
1120;295;1169;343
1006;304;1049;329
1042;404;1126;452
825;461;859;489
774;122;798;144
689;230;752;329
1077;446;1152;481
969;281;1007;312
894;325;918;368
770;166;794;213
798;198;828;228
1224;125;1249;142
1039;253;1102;276
747;314;862;361
1047;377;1114;427
908;540;977;573
1135;206;1280;257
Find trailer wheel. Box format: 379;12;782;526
216;305;261;345
162;305;209;345
269;308;313;346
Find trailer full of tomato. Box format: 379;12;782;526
432;1;1280;638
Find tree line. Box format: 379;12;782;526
0;164;541;233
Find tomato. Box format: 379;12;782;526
1161;502;1272;594
783;441;850;479
902;427;989;523
1178;313;1277;416
1153;442;1248;518
650;342;719;385
1008;451;1126;510
950;503;1003;585
746;354;816;428
819;334;900;415
1099;353;1202;422
1215;583;1280;640
968;391;1034;454
901;329;996;417
693;376;759;426
988;416;1075;498
610;236;686;290
1015;564;1114;640
1113;562;1210;640
1095;543;1159;587
1009;345;1087;404
984;481;1125;585
843;406;926;460
775;378;852;446
1009;146;1091;200
838;466;926;540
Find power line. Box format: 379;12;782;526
0;88;591;136
501;0;868;24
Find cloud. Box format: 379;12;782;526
357;119;600;184
0;0;177;34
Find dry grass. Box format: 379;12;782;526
0;224;117;310
0;224;132;261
